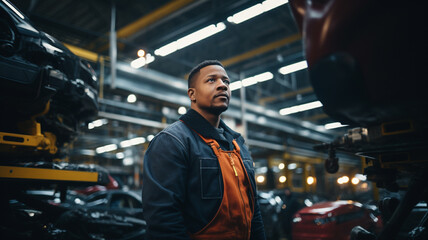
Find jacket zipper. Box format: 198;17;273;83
228;152;238;176
229;152;249;239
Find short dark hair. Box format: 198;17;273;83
187;60;224;88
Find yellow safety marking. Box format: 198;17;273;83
0;166;99;182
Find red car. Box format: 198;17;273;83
292;200;382;240
73;175;120;195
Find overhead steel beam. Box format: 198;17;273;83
283;152;323;164
125;0;209;41
221;34;301;67
115;62;188;90
246;139;286;151
63;43;104;62
259;86;314;105
117;0;195;39
304;113;329;122
94;0;196;52
98;111;168;129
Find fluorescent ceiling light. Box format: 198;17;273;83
242;76;259;87
256;72;275;82
178;106;187;115
230;81;243;91
92;119;108;127
355;174;367;181
288;163;297;170
154;22;226;57
154;41;178;57
263;0;289;11
127;94;137;103
96;144;118;154
256;175;265;183
177;23;225;49
230;71;273;91
137;49;145;57
80;149;95;156
147;135;155;141
278;60;308;75
116;152;125;159
230;59;307;92
227;0;288;24
123;157;134;166
279;100;323;115
228;4;263;24
324;122;348;130
130;53;155;68
88;119;108;129
3;0;25;19
120;137;146;148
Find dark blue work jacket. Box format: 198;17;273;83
142;109;266;240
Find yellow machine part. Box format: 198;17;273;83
0;166;99;182
0;124;58;155
0;101;58;155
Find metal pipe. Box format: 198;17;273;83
99;57;105;99
110;1;117;89
239;72;247;141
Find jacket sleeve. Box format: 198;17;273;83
142;132;191;240
250;191;267;240
238;139;266;240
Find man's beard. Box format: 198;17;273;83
206;105;228;115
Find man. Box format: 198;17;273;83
142;60;266;240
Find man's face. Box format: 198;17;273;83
188;64;231;116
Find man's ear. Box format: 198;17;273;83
188;88;196;102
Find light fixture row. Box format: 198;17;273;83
95;135;155;154
229;60;308;92
130;0;289;68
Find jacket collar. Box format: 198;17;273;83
179;109;241;143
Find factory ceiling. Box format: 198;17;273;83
8;0;355;164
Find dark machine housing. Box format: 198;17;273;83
0;1;98;159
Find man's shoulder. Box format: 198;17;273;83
162;121;189;134
147;121;193;152
157;121;194;141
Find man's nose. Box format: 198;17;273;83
217;79;228;90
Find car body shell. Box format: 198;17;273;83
292;200;382;240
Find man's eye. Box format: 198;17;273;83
223;80;230;85
208;78;215;82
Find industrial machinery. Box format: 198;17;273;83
289;0;428;239
0;0;98;160
0;0;104;184
0;1;118;238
